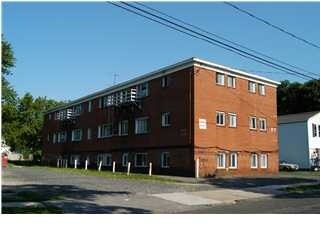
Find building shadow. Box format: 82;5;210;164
2;184;151;214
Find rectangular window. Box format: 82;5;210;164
122;153;129;167
227;76;236;88
216;111;225;126
199;118;207;129
137;82;149;98
259;118;267;131
161;152;170;168
57;131;67;143
72;129;82;141
228;113;237;128
161;76;170;88
47;134;50;142
250;153;258;168
135;117;149;134
53;133;56;144
260;154;268;168
217;153;226;169
118;120;129;136
87;128;92;140
249;116;257;130
161;112;171;127
97;153;112;166
98;98;102;108
258;84;266;95
88;101;92;112
48;114;52;120
229;153;238;169
98;124;113;138
312;124;317;137
216;73;225;85
318;125;320;138
73;104;82;116
102;96;109;108
135;153;148;167
248;81;256;93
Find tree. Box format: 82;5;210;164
277;79;320;115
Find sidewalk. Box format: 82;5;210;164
151;181;320;206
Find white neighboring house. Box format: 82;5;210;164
278;111;320;169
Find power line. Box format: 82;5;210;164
108;2;308;80
134;1;320;78
224;2;320;50
114;2;314;80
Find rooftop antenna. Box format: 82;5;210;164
113;73;119;85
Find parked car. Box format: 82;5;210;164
279;161;299;171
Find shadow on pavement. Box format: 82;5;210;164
2;184;151;214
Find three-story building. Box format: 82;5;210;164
42;57;279;177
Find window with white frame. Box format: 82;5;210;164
229;153;238;169
250;153;258;168
97;153;112;166
217;153;226;169
98;123;113;138
161;152;170;168
161;112;171;127
258;84;266;95
216;111;225;126
135;117;149;134
87;128;92;140
57;131;67;143
88;101;92;112
216;73;225;85
98;98;102;108
249;116;257;130
53;133;56;143
135;153;148;167
260;154;268;168
73;104;82;116
228;113;237;128
118;120;129;136
227;76;236;88
312;124;317;137
72;129;82;141
122;153;129;167
161;76;170;88
259;118;267;131
248;81;256;93
137;82;149;98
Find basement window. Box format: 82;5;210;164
217;153;226;169
122;153;129;167
229;153;238;169
260;154;268;168
135;153;148;167
97;153;112;166
250;153;258;168
161;152;170;168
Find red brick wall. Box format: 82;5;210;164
42;67;195;175
193;66;279;177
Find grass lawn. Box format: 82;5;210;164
31;166;183;183
279;170;320;177
285;184;320;193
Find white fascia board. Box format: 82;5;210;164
46;57;279;114
193;58;281;87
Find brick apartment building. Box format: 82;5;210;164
42;57;280;177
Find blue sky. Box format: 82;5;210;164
2;2;320;101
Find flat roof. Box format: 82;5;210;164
46;57;280;114
278;111;320;124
